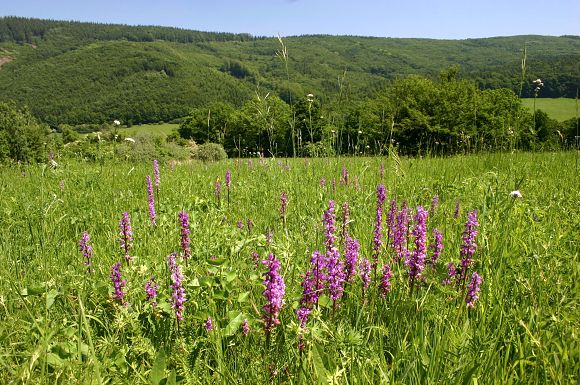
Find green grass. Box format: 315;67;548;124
118;123;179;138
0;152;577;384
521;98;579;122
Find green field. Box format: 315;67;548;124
0;153;577;384
521;98;578;122
118;123;179;138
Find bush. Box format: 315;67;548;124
0;102;47;163
195;143;227;162
61;125;80;143
114;132;189;162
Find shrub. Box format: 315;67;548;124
0;102;47;163
195;143;227;162
61;125;80;143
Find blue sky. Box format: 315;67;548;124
2;0;579;39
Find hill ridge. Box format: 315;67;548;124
0;17;578;125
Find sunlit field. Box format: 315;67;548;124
521;98;578;122
0;152;577;384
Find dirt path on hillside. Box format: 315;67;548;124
0;56;13;69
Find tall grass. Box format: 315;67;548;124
0;152;577;384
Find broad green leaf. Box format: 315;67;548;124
318;294;332;308
207;257;226;266
150;350;166;385
213;290;229;300
157;301;172;314
21;285;46;296
312;343;328;385
224;271;237;282
237;291;250;303
46;352;64;368
46;288;60;309
224;312;244;337
166;369;177;385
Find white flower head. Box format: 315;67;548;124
510;190;523;198
113;120;121;126
125;137;136;143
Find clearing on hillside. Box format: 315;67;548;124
521;98;578;122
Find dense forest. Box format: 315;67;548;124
0;17;578;125
0;17;578;161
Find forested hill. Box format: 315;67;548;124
0;17;578;126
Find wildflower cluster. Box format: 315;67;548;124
79;231;94;272
280;191;288;224
110;262;127;305
146;175;156;225
406;206;428;282
168;253;186;325
262;253;285;333
119;212;133;263
178;211;191;260
372;184;387;269
445;210;483;308
144;277;158;307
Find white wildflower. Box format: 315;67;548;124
510;190;523;198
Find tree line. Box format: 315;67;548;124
177;72;578;157
1;73;577;164
0;16;260;45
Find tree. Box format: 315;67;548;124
0;102;47;163
178;102;236;145
243;93;291;156
534;110;559;147
293;94;325;155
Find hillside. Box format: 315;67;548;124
0;17;578;125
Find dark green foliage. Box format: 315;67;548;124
561;117;579;147
0;102;47;163
335;76;526;155
220;60;254;79
0;17;578;158
195;143;228;162
0;16;258;44
0;17;578;129
179;102;237;145
174;73;572;156
60;125;80;143
238;94;292;157
534;110;561;148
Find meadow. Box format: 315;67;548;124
0;152;578;384
521;98;578;122
118;123;180;139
